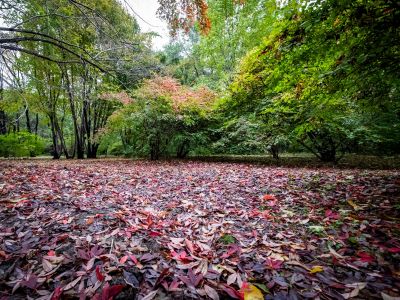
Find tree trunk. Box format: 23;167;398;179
34;114;39;135
176;139;189;158
25;106;32;133
0;111;6;135
49;116;61;159
64;68;84;159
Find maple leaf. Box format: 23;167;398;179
179;268;203;287
262;194;277;201
149;231;162;237
96;265;105;281
93;283;124;300
265;258;283;270
240;282;263;300
221;244;241;259
171;250;194;263
357;251;374;263
161;279;181;292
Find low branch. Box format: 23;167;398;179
0;34;107;72
0;44;81;64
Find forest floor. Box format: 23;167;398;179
0;159;399;300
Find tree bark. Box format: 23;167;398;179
24;105;32;133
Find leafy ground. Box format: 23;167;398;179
0;159;399;300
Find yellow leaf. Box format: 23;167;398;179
309;266;324;274
243;283;264;300
347;199;360;210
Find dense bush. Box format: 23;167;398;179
0;132;46;157
105;77;216;160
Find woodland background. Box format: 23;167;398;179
0;0;399;164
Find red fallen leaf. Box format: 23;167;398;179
357;251;375;263
179;268;203;287
149;231;162;237
221;284;241;299
86;217;95;225
162;278;181;292
185;238;195;253
47;250;56;256
325;209;340;220
57;233;69;242
221;244;241;259
261;211;273;219
96;265;104;282
145;215;153;228
129;254;139;264
171;250;194;263
249;209;274;219
387;247;400;253
263;194;277;201
127;254;143;269
265;258;283;270
93;283;124;300
154;268;172;287
329;282;346;289
119;255;128;264
50;286;63;300
169;279;181;291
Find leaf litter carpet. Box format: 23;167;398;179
0;159;399;299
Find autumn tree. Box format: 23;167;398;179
106;76;215;160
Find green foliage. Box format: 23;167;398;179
105;77;216;160
0;132;46;157
219;0;400;162
219;234;237;245
212;115;268;155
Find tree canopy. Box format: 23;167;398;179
0;0;399;162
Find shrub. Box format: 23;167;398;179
0;132;46;157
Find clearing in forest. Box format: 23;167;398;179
0;159;399;299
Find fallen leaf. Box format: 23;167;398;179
64;277;81;291
241;283;263;300
342;282;367;299
309;266;324;274
262;194;277;201
204;284;220;300
142;289;159;300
